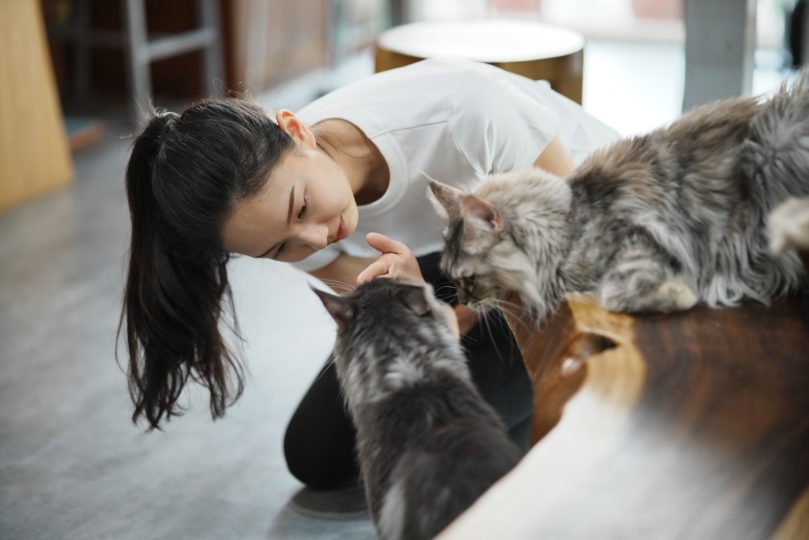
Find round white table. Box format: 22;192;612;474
374;19;586;103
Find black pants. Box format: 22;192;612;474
283;253;534;490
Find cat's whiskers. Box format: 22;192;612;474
433;284;458;299
313;355;339;386
489;298;535;335
318;279;356;295
479;309;509;363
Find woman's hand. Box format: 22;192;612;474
356;233;426;285
357;233;479;338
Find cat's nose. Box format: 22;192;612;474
458;276;476;298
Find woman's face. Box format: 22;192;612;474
222;145;359;263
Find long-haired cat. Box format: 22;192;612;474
313;279;521;540
427;70;809;321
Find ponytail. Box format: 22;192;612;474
119;111;241;430
119;100;288;430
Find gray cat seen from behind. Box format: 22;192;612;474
428;70;809;321
313;279;521;540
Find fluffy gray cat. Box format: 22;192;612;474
427;71;809;321
313;279;521;540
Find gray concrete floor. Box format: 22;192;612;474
0;41;787;540
0;105;374;539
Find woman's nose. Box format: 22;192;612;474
298;223;328;250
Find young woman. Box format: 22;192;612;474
121;57;619;490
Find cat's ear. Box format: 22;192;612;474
426;178;464;221
400;284;431;317
311;286;354;332
461;195;503;233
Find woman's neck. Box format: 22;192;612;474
313;119;389;205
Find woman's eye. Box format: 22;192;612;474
298;199;307;220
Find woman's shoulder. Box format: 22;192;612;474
297;59;490;134
298;58;503;114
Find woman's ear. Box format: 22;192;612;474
275;109;316;149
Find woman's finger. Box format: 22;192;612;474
366;232;409;256
356;257;392;285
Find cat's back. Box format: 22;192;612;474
563;96;770;243
571;96;760;199
372;377;521;540
360;370;506;435
380;415;521;540
558;96;763;292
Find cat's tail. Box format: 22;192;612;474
743;67;809;207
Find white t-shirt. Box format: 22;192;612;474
293;57;619;272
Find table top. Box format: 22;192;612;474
376;19;585;63
438;292;809;539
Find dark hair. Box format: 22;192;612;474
118;99;294;430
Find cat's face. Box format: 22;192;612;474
427;179;532;310
427;172;573;315
313;279;466;404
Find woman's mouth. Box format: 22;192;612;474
333;219;346;243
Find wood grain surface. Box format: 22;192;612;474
440;266;809;539
0;0;73;211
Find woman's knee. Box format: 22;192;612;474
283;416;358;489
282;359;360;489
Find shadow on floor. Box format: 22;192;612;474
268;483;375;539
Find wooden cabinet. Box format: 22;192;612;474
42;0;396;99
225;0;329;93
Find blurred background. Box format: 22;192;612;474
0;1;805;539
41;0;799;131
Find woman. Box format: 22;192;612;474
121;57;619;490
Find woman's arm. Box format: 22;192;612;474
533;137;575;176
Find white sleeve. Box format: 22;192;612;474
290;245;341;272
448;68;559;176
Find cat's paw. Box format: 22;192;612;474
599;276;697;314
768;197;809;254
657;276;698;311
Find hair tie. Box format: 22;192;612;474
152;111;179;147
